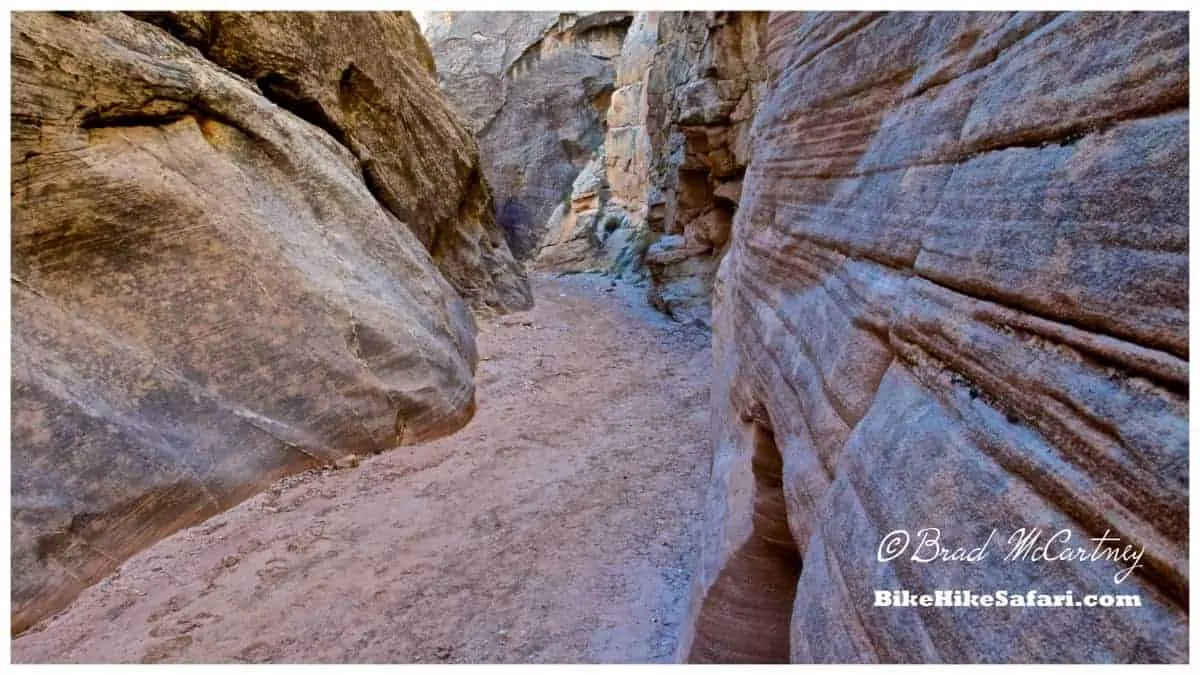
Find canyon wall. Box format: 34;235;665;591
11;11;528;634
682;12;1188;663
536;12;768;325
421;11;632;259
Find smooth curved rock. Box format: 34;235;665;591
10;11;525;635
682;11;1188;663
133;10;531;314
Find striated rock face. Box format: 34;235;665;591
535;12;768;325
682;12;1188;663
11;11;527;635
421;11;632;259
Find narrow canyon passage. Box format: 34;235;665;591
12;273;713;664
10;10;1189;665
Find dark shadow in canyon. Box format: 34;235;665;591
688;416;802;663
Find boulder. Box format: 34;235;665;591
131;10;531;314
10;11;527;634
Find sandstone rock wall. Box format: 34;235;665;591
681;11;1189;663
534;13;662;277
11;11;528;634
535;12;768;325
421;12;632;259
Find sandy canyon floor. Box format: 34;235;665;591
12;273;713;663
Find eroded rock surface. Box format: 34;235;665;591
682;12;1188;663
11;11;527;635
133;10;531;314
421;11;632;259
534;12;768;325
535;146;628;272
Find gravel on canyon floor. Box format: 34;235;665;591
11;272;713;664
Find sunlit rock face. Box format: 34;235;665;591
682;11;1188;663
535;11;769;326
11;10;529;635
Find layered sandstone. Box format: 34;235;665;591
682;11;1188;663
11;11;527;634
421;11;632;259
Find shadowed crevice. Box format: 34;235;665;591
688;416;802;663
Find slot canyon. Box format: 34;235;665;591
8;10;1189;664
